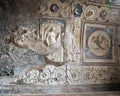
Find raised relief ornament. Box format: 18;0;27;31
83;23;116;64
88;30;111;56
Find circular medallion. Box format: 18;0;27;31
98;7;110;21
88;30;111;56
109;9;119;22
48;0;61;16
50;3;59;13
99;10;107;20
84;6;98;20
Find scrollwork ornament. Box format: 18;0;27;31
54;68;66;84
39;70;50;80
18;66;120;85
67;69;80;84
22;69;39;84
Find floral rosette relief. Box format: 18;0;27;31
19;65;120;85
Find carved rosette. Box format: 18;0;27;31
84;5;98;20
48;0;61;17
98;7;110;21
108;9;120;22
39;70;50;80
21;69;39;84
54;68;66;84
81;68;95;83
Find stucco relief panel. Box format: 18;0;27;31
15;65;120;85
39;18;65;63
0;0;120;87
82;22;117;64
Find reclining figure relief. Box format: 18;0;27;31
12;26;62;55
11;18;75;66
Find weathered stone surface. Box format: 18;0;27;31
0;40;45;76
0;0;120;95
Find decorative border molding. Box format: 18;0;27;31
17;65;120;85
39;0;72;18
81;21;118;65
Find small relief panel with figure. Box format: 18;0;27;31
39;18;77;63
39;18;66;63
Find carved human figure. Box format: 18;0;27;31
46;27;56;46
45;27;61;49
44;26;64;63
